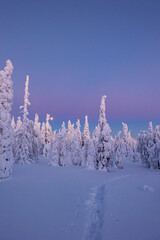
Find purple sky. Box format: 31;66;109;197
0;0;160;125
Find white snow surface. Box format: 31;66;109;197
0;157;160;240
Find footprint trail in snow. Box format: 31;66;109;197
83;185;106;240
82;174;130;240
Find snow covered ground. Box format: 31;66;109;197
0;157;160;240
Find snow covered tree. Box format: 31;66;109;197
34;113;41;135
87;139;96;169
75;119;82;165
58;122;67;166
132;139;140;162
0;60;14;178
127;131;135;161
92;124;100;166
66;121;77;165
41;114;53;157
11;116;16;132
13;75;38;164
137;130;148;166
121;122;135;162
14;121;38;164
50;130;59;166
153;125;160;168
41;122;46;148
97;95;114;171
16;116;22;131
137;122;160;169
114;131;123;168
82;115;90;166
121;122;129;160
34;113;42;154
147;122;156;168
20;75;30;123
92;125;100;146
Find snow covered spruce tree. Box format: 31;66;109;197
92;124;100;166
0;60;14;179
137;122;160;169
114;131;123;168
87;139;96;169
81;115;90;166
58;122;67;166
16;116;22;130
11;116;16;132
121;122;129;161
97;95;114;171
65;121;77;165
153;125;160;168
74;119;82;165
121;122;135;162
128;131;140;162
41;114;53;157
50;130;59;166
13;75;38;164
137;130;148;166
34;113;42;154
146;122;156;168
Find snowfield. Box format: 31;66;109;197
0;158;160;240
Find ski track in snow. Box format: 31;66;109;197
83;185;106;240
82;175;130;240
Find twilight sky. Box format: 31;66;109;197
0;0;160;127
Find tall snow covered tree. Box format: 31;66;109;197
97;95;114;171
121;122;135;162
92;124;100;166
121;122;129;160
41;114;53;157
147;122;156;168
0;60;14;178
50;130;59;166
87;139;96;169
20;75;30;123
34;113;41;135
82;115;90;166
13;75;38;164
114;131;123;168
66;121;76;165
153;125;160;168
137;130;148;166
34;113;42;154
74;119;82;165
58;122;67;166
